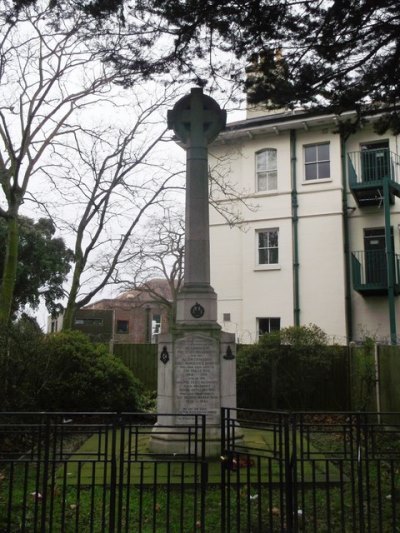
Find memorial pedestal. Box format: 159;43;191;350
150;328;241;457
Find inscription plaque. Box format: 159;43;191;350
174;334;220;424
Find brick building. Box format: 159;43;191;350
48;279;173;344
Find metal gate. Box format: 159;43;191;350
221;408;400;532
0;412;207;533
4;410;400;532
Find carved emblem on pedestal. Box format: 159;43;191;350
190;302;205;318
160;346;169;365
223;346;235;360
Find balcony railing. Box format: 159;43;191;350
348;148;400;187
351;250;400;295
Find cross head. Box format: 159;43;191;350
168;88;226;147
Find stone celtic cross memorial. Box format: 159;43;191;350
150;88;239;456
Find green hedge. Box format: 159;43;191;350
378;345;400;412
237;326;350;411
112;339;400;413
349;344;377;412
114;344;157;391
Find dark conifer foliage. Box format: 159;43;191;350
0;217;73;316
7;0;400;124
141;1;400;112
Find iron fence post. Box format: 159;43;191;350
109;414;118;533
200;414;207;533
356;413;365;533
284;413;295;532
291;413;298;531
40;414;51;533
117;414;125;533
220;407;226;533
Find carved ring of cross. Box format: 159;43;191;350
167;88;226;147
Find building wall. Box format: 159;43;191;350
73;309;114;343
85;299;168;344
210;112;400;344
47;300;169;344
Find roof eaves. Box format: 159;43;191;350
220;106;392;141
222;109;356;138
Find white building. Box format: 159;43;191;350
209;106;400;344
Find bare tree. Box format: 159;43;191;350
54;92;183;329
113;148;257;330
118;208;185;328
117;153;257;330
0;5;120;327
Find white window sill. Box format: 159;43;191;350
255;189;279;196
302;178;332;185
254;264;281;271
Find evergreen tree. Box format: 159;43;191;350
7;1;399;126
0;217;73;316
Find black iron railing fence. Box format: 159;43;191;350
2;410;400;532
221;408;400;533
0;412;207;533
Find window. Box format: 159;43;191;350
257;229;279;265
257;317;280;337
304;143;330;180
74;318;103;326
256;149;277;191
223;313;231;322
152;314;161;336
116;320;129;334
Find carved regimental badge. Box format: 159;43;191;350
160;346;169;365
223;346;235;360
190;302;205;318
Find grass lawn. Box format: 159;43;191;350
61;425;341;487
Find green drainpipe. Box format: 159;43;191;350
383;176;397;344
341;135;353;342
290;129;300;326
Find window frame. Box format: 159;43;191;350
74;317;103;326
303;142;331;181
257;317;281;339
256;228;279;267
116;319;129;334
255;148;278;192
152;314;161;336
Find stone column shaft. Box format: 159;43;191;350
185;145;210;288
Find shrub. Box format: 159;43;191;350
37;331;144;411
237;324;345;410
3;324;144;412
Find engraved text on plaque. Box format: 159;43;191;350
174;334;220;424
